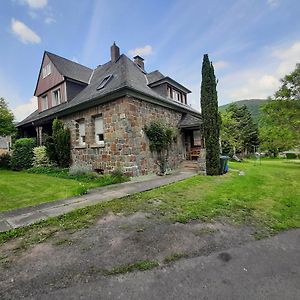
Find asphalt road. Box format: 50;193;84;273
35;229;300;300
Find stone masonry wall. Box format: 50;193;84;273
62;96;185;176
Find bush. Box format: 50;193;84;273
10;138;36;170
52;118;71;168
44;135;58;164
285;152;298;159
33;146;50;167
69;164;94;176
0;152;11;169
144;120;176;175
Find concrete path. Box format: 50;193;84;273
38;229;300;300
0;171;196;232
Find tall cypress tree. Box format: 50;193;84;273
200;54;220;175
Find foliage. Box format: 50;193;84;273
144;120;176;174
69;164;96;177
75;183;88;195
0;153;11;169
1;159;299;245
221;104;259;157
10;138;36;170
44;135;58;164
274;63;300;100
0;97;15;136
219;99;269;124
200;54;221;175
28;165;128;185
259;65;300;156
52;118;71;168
32;146;50;167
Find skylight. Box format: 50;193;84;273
97;74;113;90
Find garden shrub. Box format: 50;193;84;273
52;118;71;168
69;164;97;178
33;146;50;167
0;152;11;169
44;135;58;164
144;120;176;175
10;138;36;170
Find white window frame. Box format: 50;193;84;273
41;95;48;111
42;63;51;79
94;115;104;145
52;88;61;106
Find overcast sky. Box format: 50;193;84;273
1;0;300;121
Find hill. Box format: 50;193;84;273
219;99;269;123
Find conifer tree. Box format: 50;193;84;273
200;54;220;175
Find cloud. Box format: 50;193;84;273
45;16;56;24
12;97;38;121
272;41;300;76
213;60;229;70
11;19;41;44
23;0;48;9
218;40;300;103
128;45;153;57
267;0;279;8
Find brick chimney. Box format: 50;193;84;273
133;55;145;71
110;42;120;62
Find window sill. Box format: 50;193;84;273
74;145;87;149
90;143;105;148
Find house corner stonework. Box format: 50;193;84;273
62;96;185;176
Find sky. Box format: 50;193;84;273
0;0;300;121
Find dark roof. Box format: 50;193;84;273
46;52;93;84
18;54;200;127
146;70;165;84
178;114;202;128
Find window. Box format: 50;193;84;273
42;63;51;78
193;130;202;147
94;115;104;144
52;89;61;106
97;75;113;90
41;95;48;110
167;86;172;98
76;119;86;145
173;90;182;102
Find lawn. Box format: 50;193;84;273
0;159;299;244
0;169;127;212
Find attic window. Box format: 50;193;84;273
42;63;51;78
97;75;113;90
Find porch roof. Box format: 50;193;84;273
178;114;202;129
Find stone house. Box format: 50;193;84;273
17;43;204;176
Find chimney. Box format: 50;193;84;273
133;55;145;71
110;42;120;62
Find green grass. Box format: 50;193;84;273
105;260;159;275
0;159;299;246
163;252;187;264
0;169;127;212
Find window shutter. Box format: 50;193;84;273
95;116;103;134
79;121;85;136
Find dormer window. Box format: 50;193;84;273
41;95;48;110
97;75;113;90
167;85;187;104
42;63;51;78
52;89;61;106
